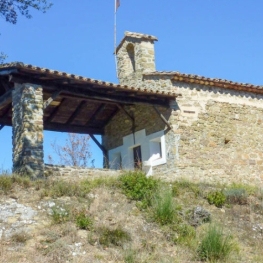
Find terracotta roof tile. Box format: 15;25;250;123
144;71;263;94
0;62;177;98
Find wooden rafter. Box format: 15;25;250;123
66;100;86;125
43;90;61;109
85;103;105;126
45;98;65;123
0;90;12;110
153;106;171;130
44;122;103;135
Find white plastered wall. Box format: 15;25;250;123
108;129;166;176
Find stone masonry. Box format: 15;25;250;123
12;83;44;178
106;31;263;187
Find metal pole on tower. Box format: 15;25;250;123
114;0;120;79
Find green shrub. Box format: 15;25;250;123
50;206;70;224
75;209;93;230
0;176;12;193
207;191;226;208
197;224;237;262
120;171;159;209
171;223;196;245
224;188;248;205
152;189;177;225
98;227;131;247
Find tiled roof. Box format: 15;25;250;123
115;31;158;54
144;71;263;94
0;62;176;97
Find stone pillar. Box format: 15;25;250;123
12;83;44;178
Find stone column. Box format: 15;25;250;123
12;83;44;178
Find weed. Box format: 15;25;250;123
124;249;138;263
170;223;196;245
120;171;159;209
207;191;226;208
197;224;238;262
10;231;30;243
98;226;131;247
224;187;248;205
152;189;177;225
75;209;93;230
171;180;201;197
51;205;70;224
0;176;12;194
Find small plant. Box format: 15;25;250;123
0;176;12;194
197;224;238;262
75;209;93;230
152;189;176;225
224;187;248;205
120;171;159;209
50;206;70;224
124;249;138;263
171;180;201;197
98;227;131;247
170;223;196;245
207;190;226;208
11;231;30;243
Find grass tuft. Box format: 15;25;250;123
197;224;238;262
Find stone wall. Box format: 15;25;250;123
12;83;44;178
45;164;122;179
103;104;171;150
113;32;263;186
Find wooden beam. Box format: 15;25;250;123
44;122;103;135
45;98;66;122
0;80;12;91
0;90;12;110
43;90;61;109
85;103;105;126
117;104;134;122
0;69;18;75
89;134;108;167
61;87;170;107
153;106;171;130
66;100;86;124
104;107;120;126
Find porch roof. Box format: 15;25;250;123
0;62;177;135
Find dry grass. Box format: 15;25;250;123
0;172;263;263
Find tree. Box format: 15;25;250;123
0;0;52;63
49;133;93;168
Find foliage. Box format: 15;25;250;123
119;171;159;209
170;222;196;245
0;0;52;24
152;189;177;225
224;188;248;205
50;206;70;224
207;190;226;208
75;209;93;230
197;224;238;262
171;179;201;197
98;227;131;247
0;175;31;194
49;133;92;167
0;0;52;63
0;176;12;193
0;52;7;64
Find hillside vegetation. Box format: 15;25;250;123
0;171;263;263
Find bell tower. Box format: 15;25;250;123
115;31;158;84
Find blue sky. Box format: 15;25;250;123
1;0;263;171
